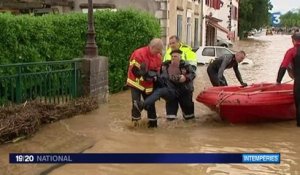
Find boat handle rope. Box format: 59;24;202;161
215;79;294;108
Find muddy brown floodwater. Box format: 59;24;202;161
2;35;300;175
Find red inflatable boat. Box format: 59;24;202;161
196;83;295;123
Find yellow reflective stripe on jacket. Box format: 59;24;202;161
127;79;153;93
129;59;141;68
145;88;153;93
127;78;145;91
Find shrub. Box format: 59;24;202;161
0;9;161;93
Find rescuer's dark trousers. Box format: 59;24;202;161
130;87;157;123
294;79;300;127
166;89;195;120
207;65;227;86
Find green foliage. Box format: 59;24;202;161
280;10;300;27
238;0;273;39
94;9;161;92
0;9;161;93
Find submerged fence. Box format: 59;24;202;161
0;59;82;106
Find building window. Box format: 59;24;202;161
186;17;192;45
177;15;183;41
231;6;238;20
207;0;221;9
205;0;209;6
194;18;199;48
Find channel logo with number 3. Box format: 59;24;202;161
272;12;281;26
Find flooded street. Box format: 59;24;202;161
2;35;300;175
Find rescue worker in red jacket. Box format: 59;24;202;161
134;49;196;121
276;32;300;127
127;38;163;128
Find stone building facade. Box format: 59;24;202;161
1;0;240;47
71;0;203;48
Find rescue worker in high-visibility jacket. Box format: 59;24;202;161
163;35;197;69
127;38;163;128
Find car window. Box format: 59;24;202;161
202;48;215;57
216;48;232;57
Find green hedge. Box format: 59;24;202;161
0;9;161;93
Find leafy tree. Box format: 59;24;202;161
280;10;300;28
238;0;273;39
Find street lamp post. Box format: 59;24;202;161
82;0;108;104
85;0;98;58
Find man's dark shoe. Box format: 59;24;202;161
133;100;144;112
148;120;157;128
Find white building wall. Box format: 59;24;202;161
218;0;239;39
217;0;230;40
201;2;218;46
202;0;239;46
216;0;239;40
231;0;239;40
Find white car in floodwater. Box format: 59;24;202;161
195;46;253;65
